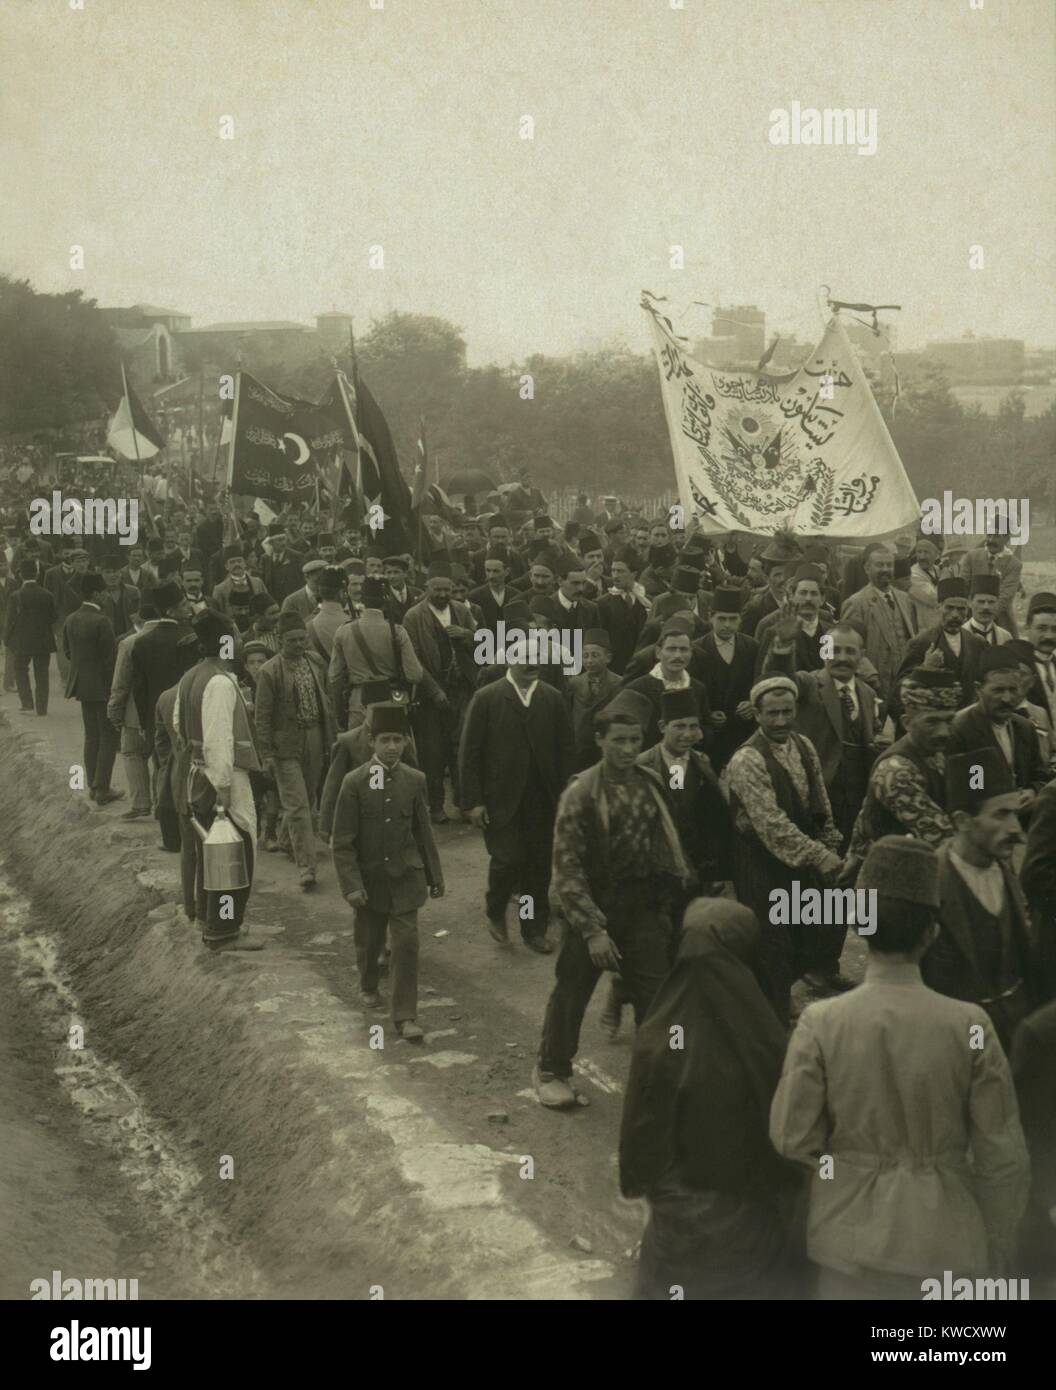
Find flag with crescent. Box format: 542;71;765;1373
317;370;415;555
227;372;342;505
643;295;919;538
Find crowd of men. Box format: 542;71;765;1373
1;473;1054;1298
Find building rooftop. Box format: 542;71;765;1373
184;320;310;334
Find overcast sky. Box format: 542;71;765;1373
2;0;1053;365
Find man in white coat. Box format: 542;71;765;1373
770;835;1029;1298
174;609;264;951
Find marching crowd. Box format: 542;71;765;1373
1;473;1054;1300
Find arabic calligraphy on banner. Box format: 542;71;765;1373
645;301;919;538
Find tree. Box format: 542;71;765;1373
0;276;121;435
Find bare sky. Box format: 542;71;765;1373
2;0;1053;364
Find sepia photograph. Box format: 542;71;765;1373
1;0;1054;1361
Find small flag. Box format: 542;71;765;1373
413;418;428;509
107;363;166;462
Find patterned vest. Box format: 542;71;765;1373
859;734;945;842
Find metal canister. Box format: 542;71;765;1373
192;808;249;891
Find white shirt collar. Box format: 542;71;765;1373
649;662;690;689
505;669;538;705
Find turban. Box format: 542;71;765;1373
749;675;798;707
900;668;961;710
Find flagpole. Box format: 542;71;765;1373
123;361;156;539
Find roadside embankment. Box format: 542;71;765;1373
0;711;618;1299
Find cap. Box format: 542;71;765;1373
241;640;271;659
361;680;408;706
302;558;327;576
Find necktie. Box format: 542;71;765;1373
837;683;858;735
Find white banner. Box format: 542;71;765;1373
645;301;919;538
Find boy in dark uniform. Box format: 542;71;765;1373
331;705;444;1040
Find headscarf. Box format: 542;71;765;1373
618;899;797;1202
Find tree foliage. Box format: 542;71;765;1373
0;276;121;436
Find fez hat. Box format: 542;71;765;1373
557;555;585;579
678;550;706;572
893;556;913;579
612;545;640;570
600;688;653;729
151;581;184;611
712;587;744;614
603;518;624;535
660;688;700;722
1027;592;1056;620
1002;639;1036;669
946;747;1017;814
937;577;969;602
222;543;244;562
857;836;940;907
977;646;1020;677
193;608;236;656
362;577;387;606
81;572;106;597
659;616;694;639
532;515;555;530
578;531;602;553
582;628;611;651
970;574;1000;597
792;564;824;586
249;592;275;614
427;560;452;579
672;566;700;593
503;600;533;627
277;611;306;634
372;705;410;736
648;543;677;567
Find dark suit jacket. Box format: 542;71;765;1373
386;584;424;625
922;843;1037;1015
153;684;191;817
563;668;623;769
622;673;712;750
531;594;601;640
331;760;443;912
458;676;574;825
596;591;649;675
100;583;140;638
42;563;80;621
753;615;831;678
1011;1000;1056;1270
694;631;758;767
466;584;513;636
131;620;197;735
4;581;56;655
741;588;779;639
1021;782;1056;1002
948;703;1048;797
63;604;116;703
1024;657;1056;727
636;743;732;882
